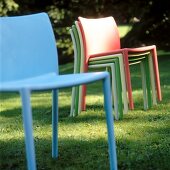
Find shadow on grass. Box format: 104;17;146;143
116;134;170;170
0;124;169;170
0;92;20;100
0;137;110;170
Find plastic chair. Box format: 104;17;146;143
0;13;117;170
75;22;128;118
75;20;154;113
70;21;155;118
78;16;161;110
70;25;123;119
70;24;128;119
75;21;128;115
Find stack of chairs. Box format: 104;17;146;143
70;16;162;120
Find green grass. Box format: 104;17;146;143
0;51;170;170
117;25;132;38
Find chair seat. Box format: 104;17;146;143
0;72;108;91
126;45;155;53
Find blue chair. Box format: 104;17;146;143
0;13;117;170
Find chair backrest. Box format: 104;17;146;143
75;21;86;72
71;25;81;73
0;13;58;82
78;17;121;62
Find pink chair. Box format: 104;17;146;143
78;16;162;110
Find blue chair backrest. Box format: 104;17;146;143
0;13;58;82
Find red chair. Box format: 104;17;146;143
78;16;162;110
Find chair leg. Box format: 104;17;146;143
148;55;157;105
20;89;36;170
75;86;80;116
119;57;128;114
81;85;86;111
123;51;134;110
140;62;148;110
108;65;119;120
115;60;123;119
70;86;75;116
103;75;117;170
70;86;79;117
52;89;59;158
78;85;83;113
144;57;152;108
152;47;162;101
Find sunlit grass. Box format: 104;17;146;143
118;25;132;38
0;51;170;169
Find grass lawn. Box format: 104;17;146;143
118;25;132;38
0;50;170;170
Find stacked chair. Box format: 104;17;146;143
70;16;162;120
70;23;128;120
